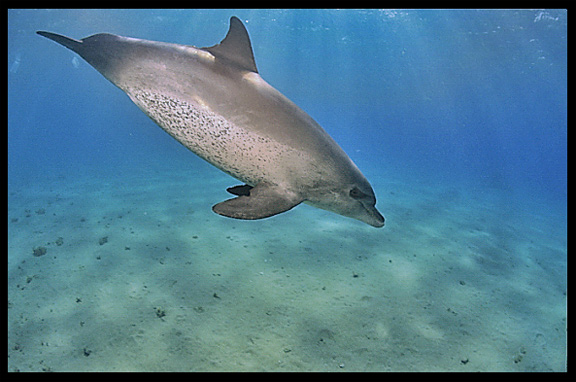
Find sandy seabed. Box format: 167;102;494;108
7;166;567;371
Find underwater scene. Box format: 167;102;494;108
8;9;567;371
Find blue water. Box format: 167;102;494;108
8;9;567;371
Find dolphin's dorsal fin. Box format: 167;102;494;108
205;16;258;73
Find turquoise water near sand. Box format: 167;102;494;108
8;9;566;371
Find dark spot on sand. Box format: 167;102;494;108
33;246;47;257
155;307;166;319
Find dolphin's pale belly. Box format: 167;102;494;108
127;87;309;189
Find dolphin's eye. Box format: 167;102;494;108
349;187;364;199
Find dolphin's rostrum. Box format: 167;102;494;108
37;17;385;227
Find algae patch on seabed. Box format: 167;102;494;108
32;246;47;257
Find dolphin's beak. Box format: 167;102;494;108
365;205;385;228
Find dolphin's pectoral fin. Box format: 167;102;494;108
226;184;253;196
213;182;302;220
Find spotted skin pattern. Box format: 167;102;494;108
127;88;308;189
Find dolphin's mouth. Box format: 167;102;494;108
364;204;385;228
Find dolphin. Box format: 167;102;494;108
37;16;385;227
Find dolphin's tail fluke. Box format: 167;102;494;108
37;31;83;54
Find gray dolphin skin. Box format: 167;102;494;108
37;16;385;227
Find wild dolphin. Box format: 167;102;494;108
37;16;385;227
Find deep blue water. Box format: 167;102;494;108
9;9;567;204
7;9;567;371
